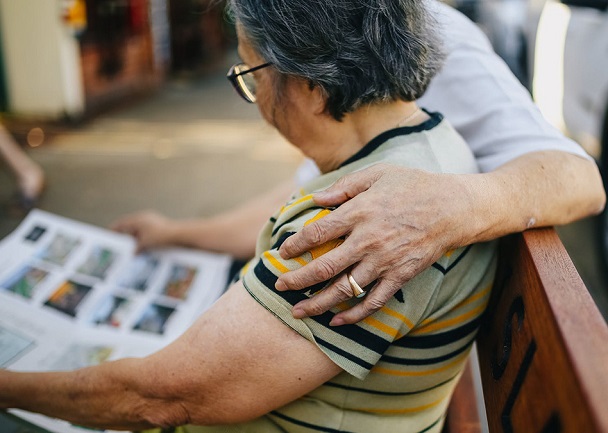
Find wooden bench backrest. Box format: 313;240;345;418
447;228;608;433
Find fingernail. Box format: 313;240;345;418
329;317;344;327
275;279;287;292
292;307;306;319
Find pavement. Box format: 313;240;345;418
0;52;607;432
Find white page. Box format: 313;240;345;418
0;210;233;433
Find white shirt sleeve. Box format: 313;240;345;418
420;1;591;173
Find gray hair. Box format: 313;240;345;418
228;0;444;120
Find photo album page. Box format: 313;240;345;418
0;209;233;433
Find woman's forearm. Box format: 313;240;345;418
458;151;605;247
170;179;296;258
0;283;342;429
0;359;186;431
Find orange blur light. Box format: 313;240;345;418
27;127;45;148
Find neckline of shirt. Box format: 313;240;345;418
337;109;444;169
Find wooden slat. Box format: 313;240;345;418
475;229;608;433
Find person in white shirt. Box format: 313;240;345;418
112;2;605;325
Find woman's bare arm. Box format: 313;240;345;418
0;282;341;430
111;180;296;258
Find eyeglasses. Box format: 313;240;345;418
226;62;272;103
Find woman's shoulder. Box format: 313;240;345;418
371;113;480;175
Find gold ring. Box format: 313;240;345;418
348;273;366;298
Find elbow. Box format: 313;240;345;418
595;188;607;216
588;161;606;216
136;400;192;429
131;379;255;428
136;397;263;429
566;157;606;219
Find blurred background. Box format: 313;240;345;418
0;0;607;326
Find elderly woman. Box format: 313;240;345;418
0;1;496;432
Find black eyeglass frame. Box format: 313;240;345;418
226;62;272;103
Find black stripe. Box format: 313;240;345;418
254;259;284;289
271;231;296;250
271;206;325;236
381;336;475;365
268;233;336;296
316;337;374;370
307;279;333;296
432;245;473;275
253;261;391;356
270;411;357;433
324;373;459;396
339;111;443;168
226;259;248;288
417;416;444;433
394;316;481;349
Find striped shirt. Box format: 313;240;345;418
184;112;497;433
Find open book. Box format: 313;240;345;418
0;210;233;433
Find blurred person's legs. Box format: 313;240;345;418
0;123;45;210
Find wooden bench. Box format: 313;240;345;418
444;228;608;433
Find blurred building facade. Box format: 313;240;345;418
0;0;230;121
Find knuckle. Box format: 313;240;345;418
313;259;338;282
357;235;377;252
308;221;329;245
284;272;306;290
363;297;385;314
399;260;424;281
401;269;417;282
333;280;354;300
303;299;328;316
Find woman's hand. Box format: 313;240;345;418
110;210;177;252
276;163;474;326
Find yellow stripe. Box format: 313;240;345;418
355;395;448;414
411;302;488;335
380;306;415;329
293;256;308;267
336;302;350;312
453;283;492;311
419;283;492;327
373;350;469;377
363;316;401;339
263;251;290;274
304;209;331;226
239;260;253;278
280;194;314;214
309;239;343;260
